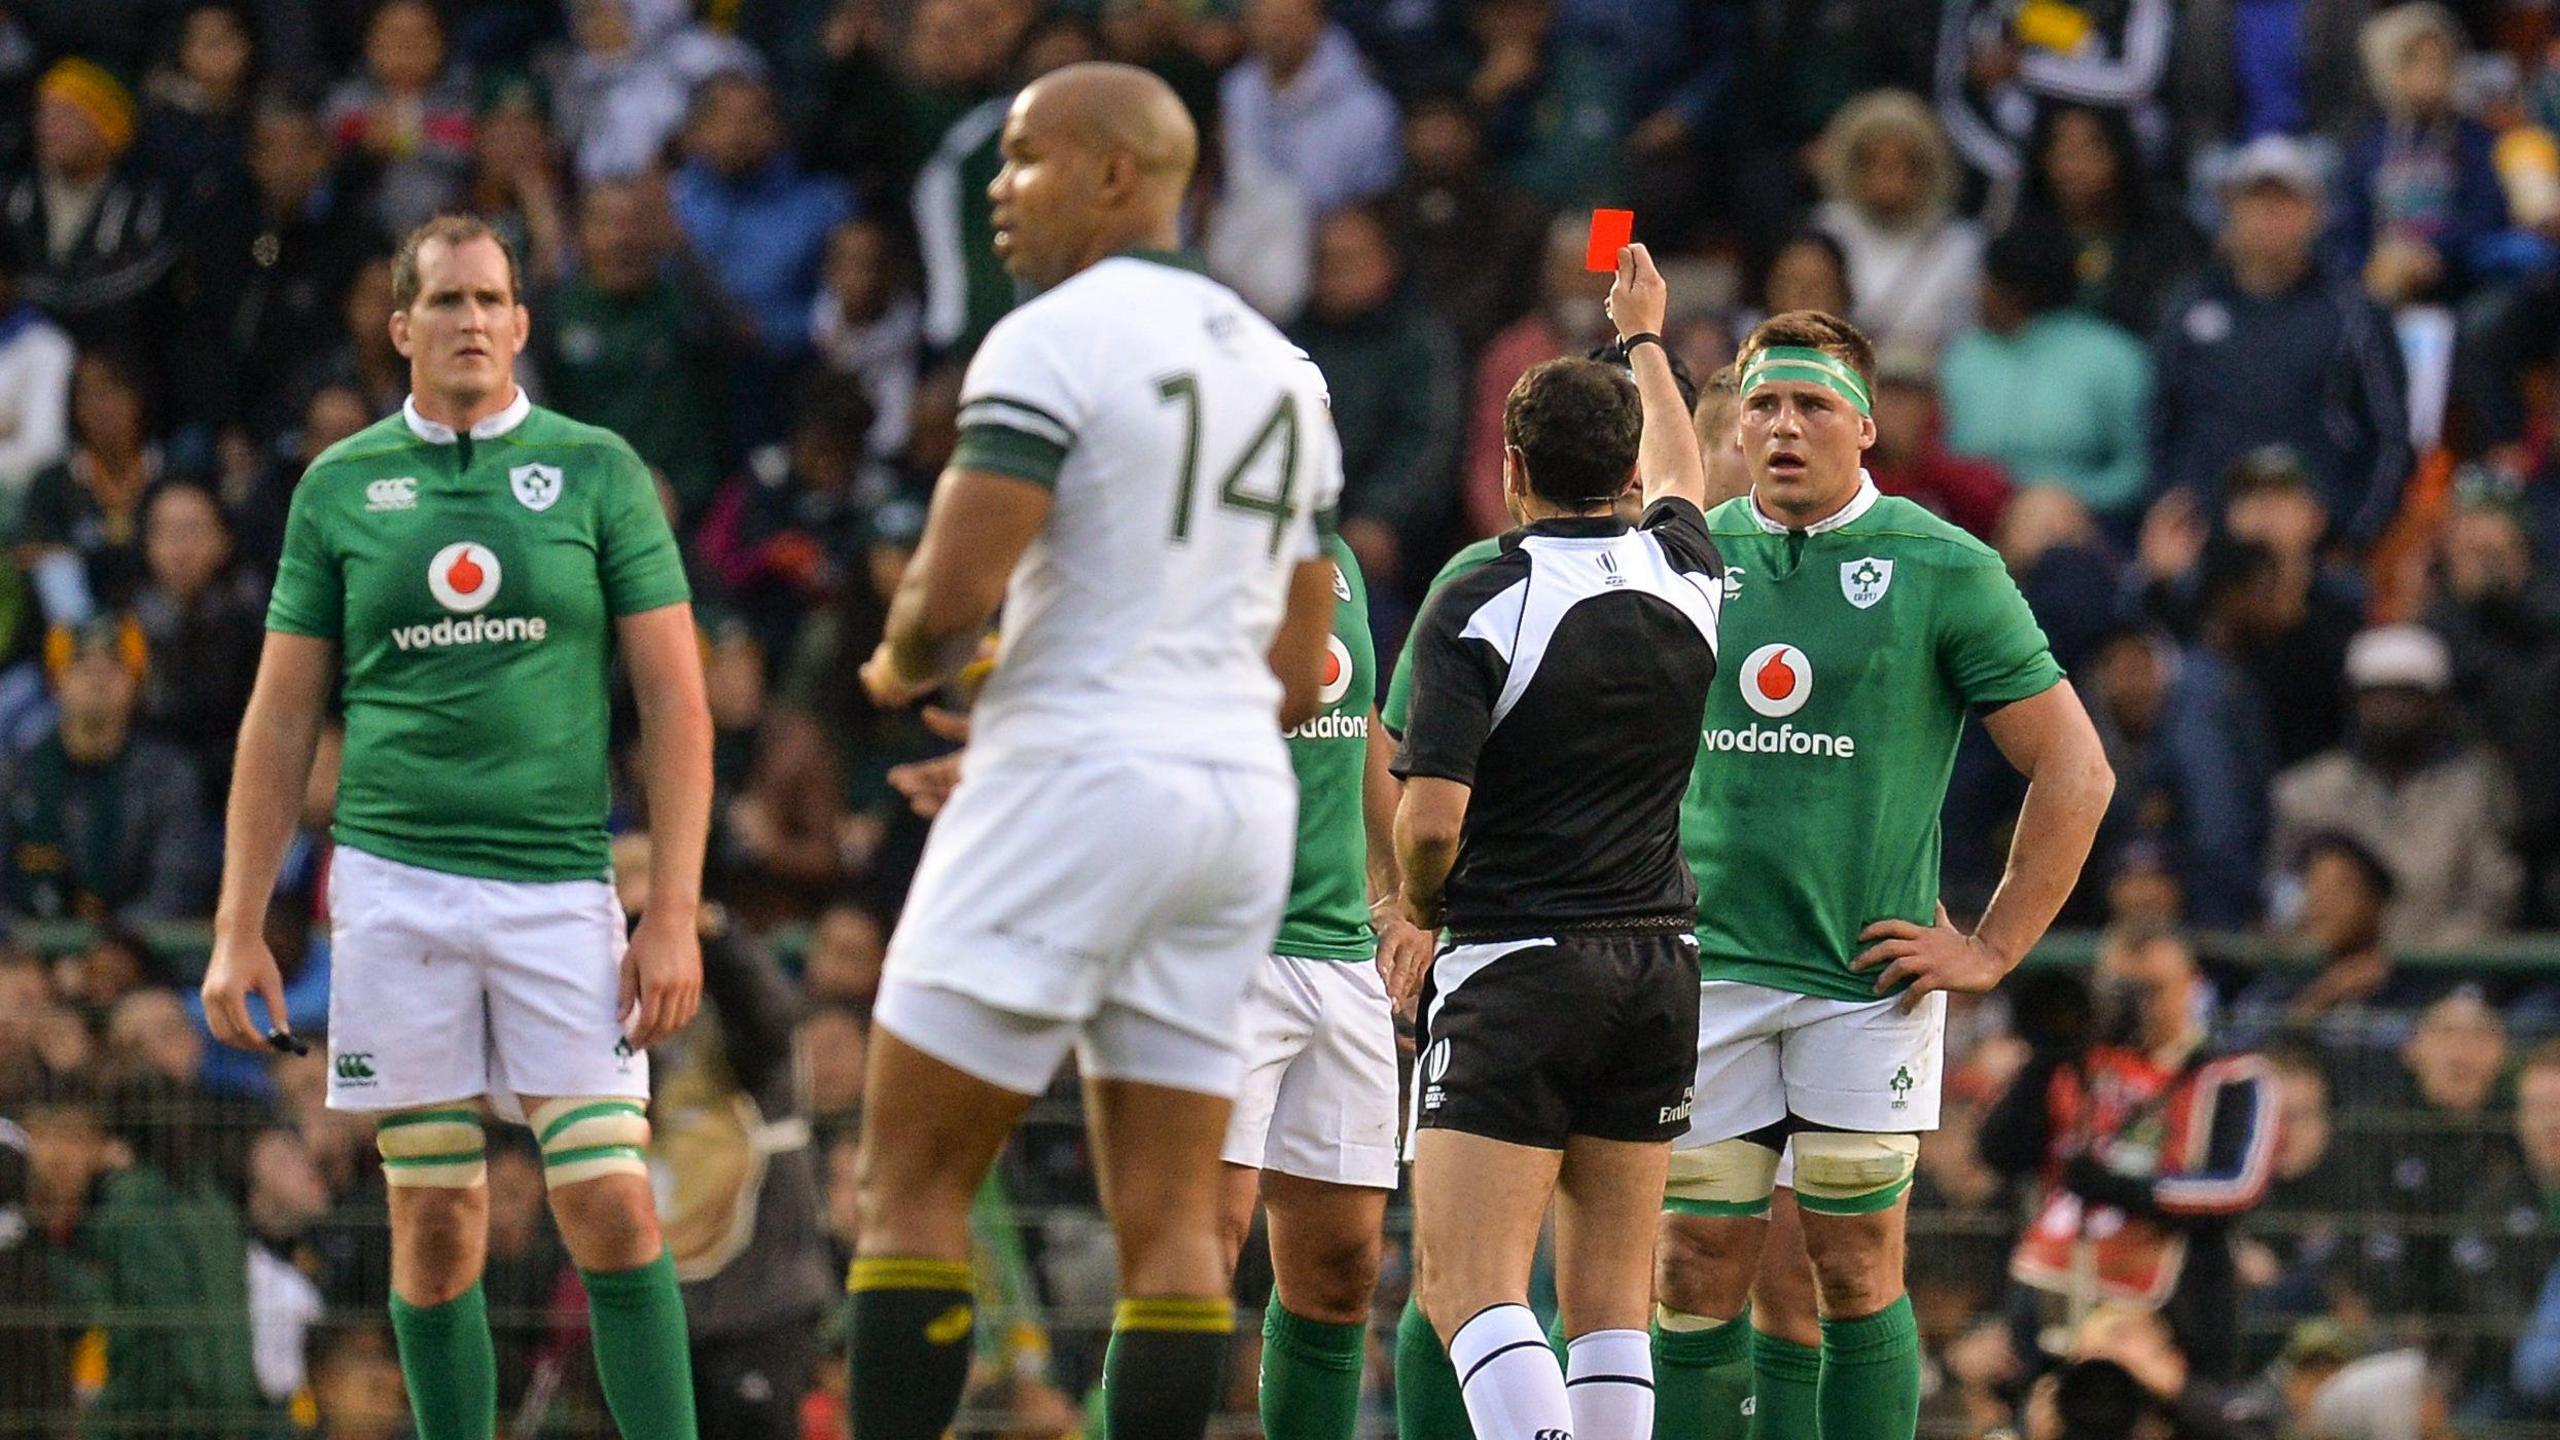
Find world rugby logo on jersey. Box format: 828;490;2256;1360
510;463;563;512
396;542;548;650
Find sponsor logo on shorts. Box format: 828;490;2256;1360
335;1052;376;1085
1421;1038;1451;1112
1890;1064;1914;1109
614;1036;634;1072
366;477;418;511
1659;1085;1694;1125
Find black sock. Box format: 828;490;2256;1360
1104;1297;1235;1440
846;1257;975;1440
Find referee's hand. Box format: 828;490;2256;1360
203;932;292;1053
621;910;704;1049
1851;902;2008;1013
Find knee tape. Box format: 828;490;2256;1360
1663;1138;1782;1219
376;1107;487;1189
1787;1131;1918;1215
531;1097;651;1189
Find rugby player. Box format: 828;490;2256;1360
842;62;1344;1440
203;214;711;1440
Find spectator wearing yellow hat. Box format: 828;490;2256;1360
1;58;177;354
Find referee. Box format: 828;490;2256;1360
1388;245;1721;1440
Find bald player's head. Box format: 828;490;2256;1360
987;62;1199;290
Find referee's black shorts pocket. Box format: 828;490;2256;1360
1568;934;1703;1144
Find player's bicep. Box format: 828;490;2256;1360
1979;678;2098;781
901;468;1055;634
244;631;338;740
616;602;709;709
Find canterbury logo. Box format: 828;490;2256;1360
366;477;417;511
335;1053;376;1081
925;1305;974;1345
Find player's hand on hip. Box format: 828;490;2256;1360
1374;916;1436;1016
202;932;292;1052
1607;242;1669;339
1852;902;2007;1013
621;910;704;1048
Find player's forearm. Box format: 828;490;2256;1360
880;579;994;691
1974;735;2113;968
1362;720;1402;909
1630;343;1709;510
215;705;323;945
635;680;714;919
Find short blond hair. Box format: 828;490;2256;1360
391;215;522;310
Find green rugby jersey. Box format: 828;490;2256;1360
1685;482;2060;1000
1274;534;1377;960
1379;537;1499;737
266;393;691;882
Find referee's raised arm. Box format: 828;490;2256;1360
1609;243;1710;514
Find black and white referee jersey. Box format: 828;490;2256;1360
1392;496;1724;940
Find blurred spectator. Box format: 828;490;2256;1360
802;900;885;1008
694;373;880;659
902;0;1043;358
1987;923;2277;1374
614;842;831;1440
1376;89;1550;359
800;1003;867;1126
233;380;370;577
2013;102;2205;337
478;1141;572;1411
81;1072;266;1437
103;975;202;1090
2164;1;2376;167
287;255;406;439
20;349;161;623
2354;989;2509;1320
1812;89;1985;355
1287;205;1461;595
0;229;75;504
136;4;260;229
1460;213;1612;536
673;69;855;367
2333;4;2507;307
2236;833;2438;1068
0;616;215;921
1219;0;1399;217
2421;492;2560;920
2446;1039;2560;1408
1191;103;1314;324
1864;345;2012;540
2150;134;2413;546
1940;215;2153;533
809;217;922;467
322;0;474;236
2222;453;2364;768
462;80;570;288
60;925;165;1018
182;96;375;436
308;1325;412;1440
1464;0;1628;210
2071;1304;2274;1440
2233;1048;2360;1348
131;479;263;798
1993;487;2122;675
2308;1349;2454;1440
5;59;179;354
2156;538;2293;929
239;1126;326;1408
553;0;760;183
532;176;734;516
1758;227;1856;320
1935;0;2177;189
2270;624;2523;947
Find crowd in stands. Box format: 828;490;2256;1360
8;0;2560;1436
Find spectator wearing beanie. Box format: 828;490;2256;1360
3;58;178;354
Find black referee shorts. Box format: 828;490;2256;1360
1411;928;1701;1149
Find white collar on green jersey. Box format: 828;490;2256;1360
402;386;531;444
1747;469;1880;536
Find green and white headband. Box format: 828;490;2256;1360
1739;346;1873;415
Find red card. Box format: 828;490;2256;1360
1585;209;1635;271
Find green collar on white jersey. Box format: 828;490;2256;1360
403;387;532;444
1747;471;1881;536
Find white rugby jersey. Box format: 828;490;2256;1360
951;251;1345;772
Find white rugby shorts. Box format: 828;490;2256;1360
876;751;1296;1099
324;846;644;1114
1677;979;1946;1146
1220;952;1399;1188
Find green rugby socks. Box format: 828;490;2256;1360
1654;1309;1754;1440
389;1282;496;1440
1815;1297;1919;1440
1259;1302;1365;1440
582;1250;698;1440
